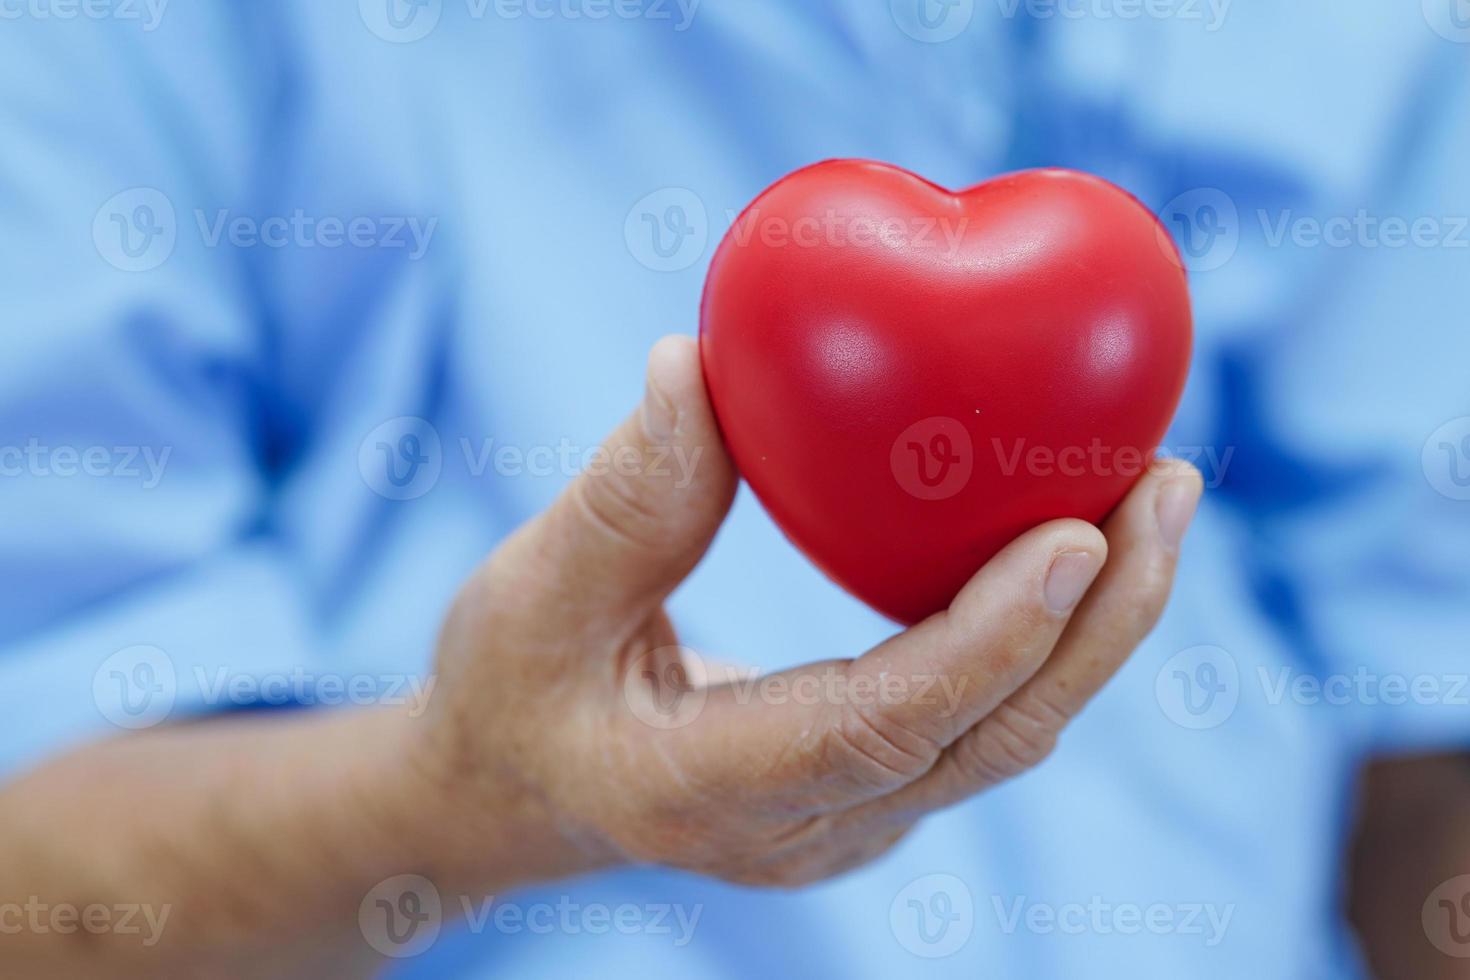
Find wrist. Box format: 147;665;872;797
372;705;619;898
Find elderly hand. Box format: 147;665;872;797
420;335;1202;889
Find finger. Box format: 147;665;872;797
663;518;1106;811
843;459;1202;825
490;335;737;630
995;459;1203;717
839;518;1106;755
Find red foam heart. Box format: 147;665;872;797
700;160;1192;625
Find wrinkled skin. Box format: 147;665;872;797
422;335;1201;889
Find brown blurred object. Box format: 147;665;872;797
1349;753;1470;979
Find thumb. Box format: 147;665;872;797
514;335;737;625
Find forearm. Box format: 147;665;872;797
0;706;587;978
1350;753;1470;980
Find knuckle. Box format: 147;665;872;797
975;633;1027;678
822;703;942;793
1154;457;1203;486
955;699;1062;785
984;636;1053;699
948;596;1050;673
1121;558;1175;636
1009;687;1073;735
571;468;663;550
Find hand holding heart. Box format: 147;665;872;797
0;165;1202;978
421;335;1200;889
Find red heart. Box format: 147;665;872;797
700;160;1192;625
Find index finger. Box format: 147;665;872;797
650;516;1106;813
